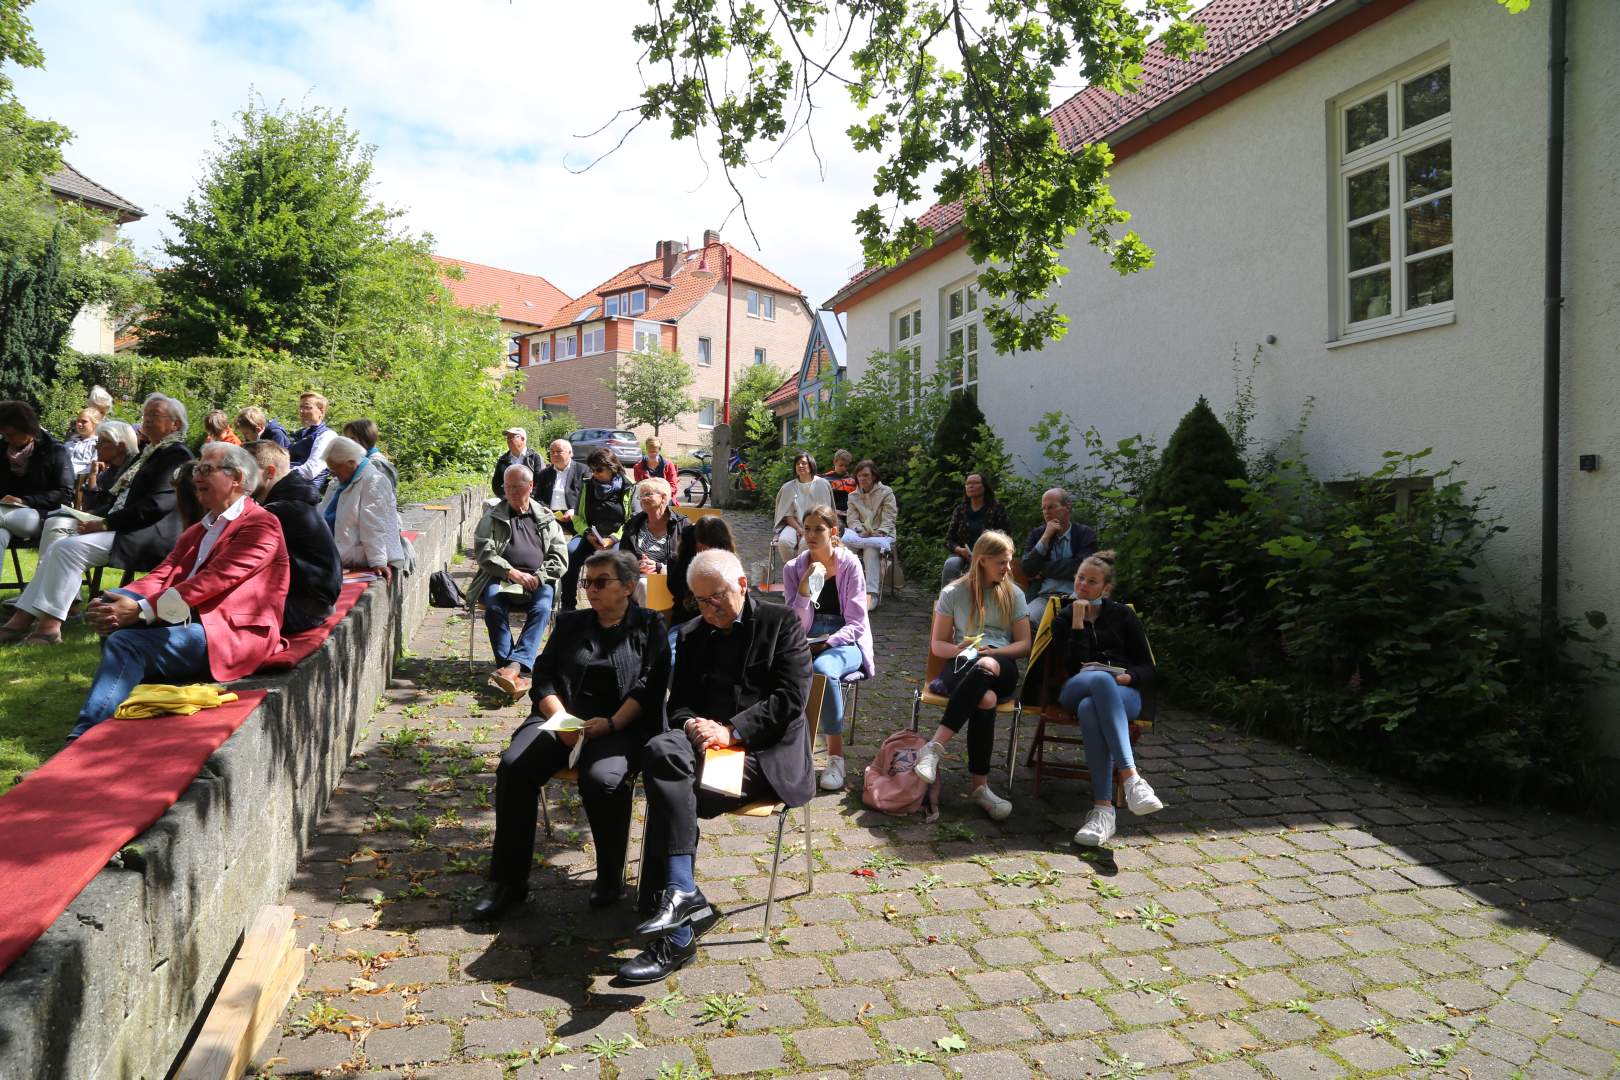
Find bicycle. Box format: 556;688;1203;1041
676;449;757;508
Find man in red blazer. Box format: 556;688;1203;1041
71;442;290;738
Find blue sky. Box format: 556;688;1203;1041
14;0;879;306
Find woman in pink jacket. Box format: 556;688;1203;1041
782;504;874;791
632;436;679;489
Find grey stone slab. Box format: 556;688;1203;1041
792;1025;880;1065
704;1034;786;1075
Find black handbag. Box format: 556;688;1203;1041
429;570;467;609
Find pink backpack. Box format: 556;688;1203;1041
862;730;942;821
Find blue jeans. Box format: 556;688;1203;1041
481;580;554;673
811;644;863;737
1058;668;1142;801
73;623;210;739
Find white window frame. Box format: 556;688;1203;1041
754;347;767;366
580;323;605;356
556;331;577;360
697;336;713;366
745;289;760;318
760;292;775;320
633;321;660;354
629;288;646;315
604;294;620;318
894;303;923;408
943;279;981;398
528;339;542;364
698;398;718;428
1332;56;1454;344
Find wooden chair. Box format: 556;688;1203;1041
642;572;675;619
909;650;1024;781
1019;604;1156;799
673;505;723;524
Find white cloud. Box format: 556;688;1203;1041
14;0;889;306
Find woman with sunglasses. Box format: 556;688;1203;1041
473;549;671;920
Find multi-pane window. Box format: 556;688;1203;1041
633;323;660;353
698;399;718;428
629;289;646;315
604;294;620;318
745;289;776;319
529;339;545;364
581;324;605;356
944;280;980;398
894;304;923;407
1338;61;1452;334
556;332;577;360
697;336;713;366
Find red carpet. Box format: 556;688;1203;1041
0;689;267;975
256;579;370;672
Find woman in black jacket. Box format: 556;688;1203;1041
1048;550;1164;849
473;549;671;920
620;477;688;577
941;472;1010;586
0;400;75;558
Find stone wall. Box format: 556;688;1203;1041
0;486;483;1080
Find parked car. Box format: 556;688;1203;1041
566;428;641;467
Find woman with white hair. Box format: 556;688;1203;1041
620;477;687;577
0;395;192;645
318;435;406;579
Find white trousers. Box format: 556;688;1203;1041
775;526;804;569
0;505;42;552
15;530;113;620
841;532;893;600
37;513;80;563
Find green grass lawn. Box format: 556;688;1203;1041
0;548;106;788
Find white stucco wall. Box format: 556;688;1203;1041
843;0;1620;749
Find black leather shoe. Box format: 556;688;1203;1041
470;882;529;921
634;885;715;937
589;878;625;908
618;932;697;984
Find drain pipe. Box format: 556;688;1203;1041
1540;0;1568;637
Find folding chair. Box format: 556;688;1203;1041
466;587;545;678
723;673;826;940
0;544;27;593
642;572;675;621
1018;603;1155;799
838;670;867;745
910;651;1025;781
877;545;898;599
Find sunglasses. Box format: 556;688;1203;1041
583;575;620;590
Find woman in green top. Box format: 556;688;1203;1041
914;530;1031;820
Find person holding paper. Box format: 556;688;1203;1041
68;443;288;737
782;505;873;792
912;530;1030;821
1049;550;1163;848
619;548;812;983
473;550;670;920
467;463;571;698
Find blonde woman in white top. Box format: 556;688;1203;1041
842;458;900;609
772;449;834;567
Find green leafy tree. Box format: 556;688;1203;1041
1144;396;1247;531
143;98;394;359
611;346;696;434
729;362;789;457
627;0;1207;353
0;227;70;402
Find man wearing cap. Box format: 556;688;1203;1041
491;427;545;498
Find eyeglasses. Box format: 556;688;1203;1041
693;589;734;609
583;576;620;590
193;463;224;477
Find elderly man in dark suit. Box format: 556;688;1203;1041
618;548;812;983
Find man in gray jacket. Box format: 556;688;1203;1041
471;464;570;697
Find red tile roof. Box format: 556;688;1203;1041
764;372;800;410
538;243;805;331
830;0;1345;302
432;255;571;328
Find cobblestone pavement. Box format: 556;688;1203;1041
255;510;1620;1079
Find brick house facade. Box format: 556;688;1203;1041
514;233;811;455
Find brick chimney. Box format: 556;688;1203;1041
703;229;721;248
661;239;685;280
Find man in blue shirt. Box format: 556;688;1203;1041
1021;488;1098;627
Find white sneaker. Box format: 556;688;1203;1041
820;755;846;791
973;784;1013;821
1123;775;1164;816
913;741;944;783
1073;806;1117;847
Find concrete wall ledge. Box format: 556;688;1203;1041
0;485;483;1080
